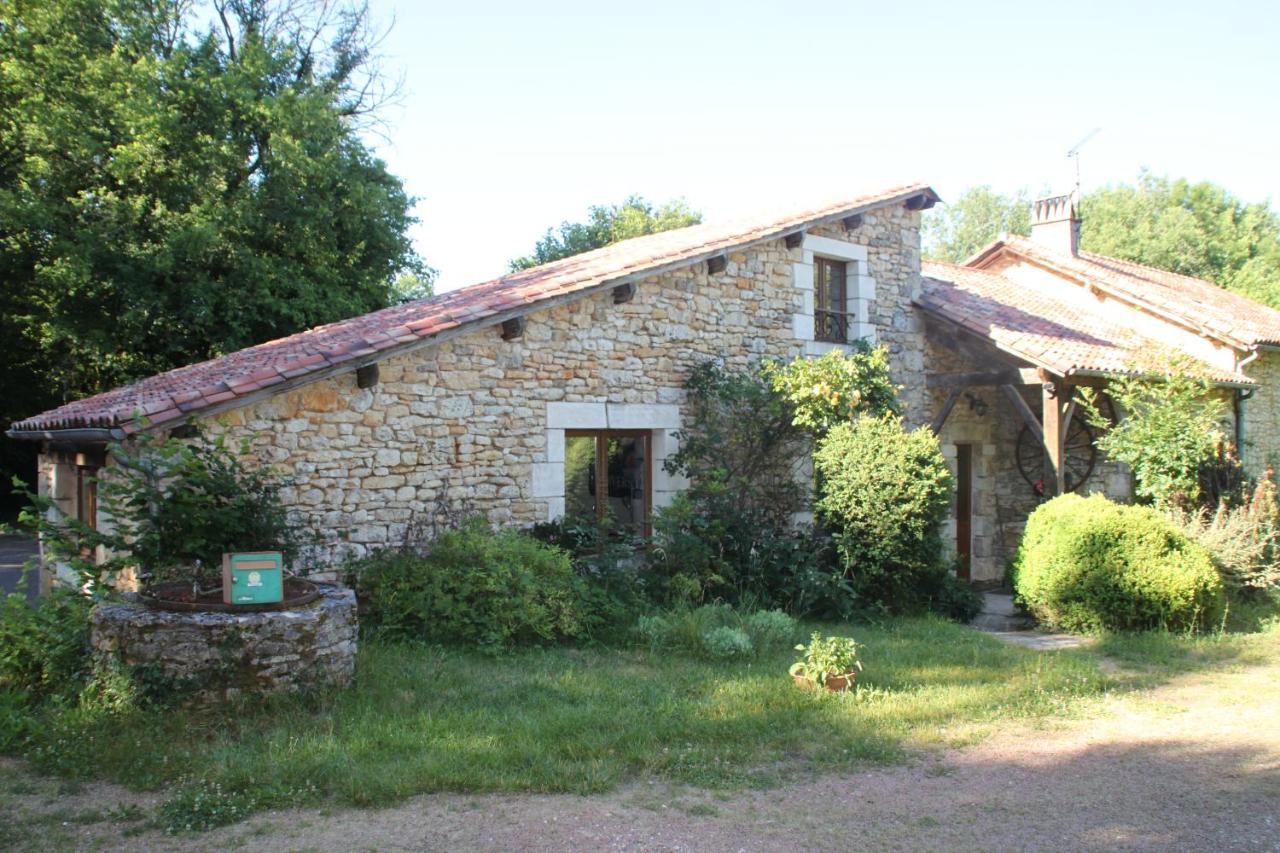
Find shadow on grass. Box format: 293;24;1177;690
1083;592;1280;678
6;609;1276;833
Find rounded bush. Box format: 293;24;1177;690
1013;493;1225;633
701;626;754;660
352;519;587;649
814;414;954;612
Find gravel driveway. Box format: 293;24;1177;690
5;641;1279;852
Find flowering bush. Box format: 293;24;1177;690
762;343;899;435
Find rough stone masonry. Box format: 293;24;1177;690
89;585;357;703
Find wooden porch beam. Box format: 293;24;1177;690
707;254;728;275
500;317;525;341
841;213;864;232
612;282;637;304
784;232;804;249
1000;384;1043;443
926;368;1041;389
1042;380;1067;496
930;387;963;435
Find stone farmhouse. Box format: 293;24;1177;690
12;183;1280;585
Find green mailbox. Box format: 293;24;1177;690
222;551;284;606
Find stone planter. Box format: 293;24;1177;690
90;583;357;704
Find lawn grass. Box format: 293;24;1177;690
5;615;1114;830
1089;592;1280;674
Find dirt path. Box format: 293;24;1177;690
5;651;1279;852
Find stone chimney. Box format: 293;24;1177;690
1029;194;1080;256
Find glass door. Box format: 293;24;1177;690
563;430;651;534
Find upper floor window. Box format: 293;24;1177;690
814;257;848;343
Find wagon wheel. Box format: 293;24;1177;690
1014;394;1116;494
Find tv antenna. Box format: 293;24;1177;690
1066;128;1101;199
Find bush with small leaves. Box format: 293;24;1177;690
1013;493;1225;633
634;604;798;659
351;518;591;650
701;626;754;660
814;414;954;614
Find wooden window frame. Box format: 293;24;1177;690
814;257;849;344
565;429;653;536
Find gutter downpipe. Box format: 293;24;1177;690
1235;348;1261;456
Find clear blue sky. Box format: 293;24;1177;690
365;0;1280;291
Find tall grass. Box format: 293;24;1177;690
7;616;1110;829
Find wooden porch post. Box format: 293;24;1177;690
1041;380;1066;496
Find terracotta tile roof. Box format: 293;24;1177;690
10;183;938;436
918;261;1253;386
976;236;1280;348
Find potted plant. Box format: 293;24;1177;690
789;631;863;691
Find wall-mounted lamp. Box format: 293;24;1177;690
965;392;989;417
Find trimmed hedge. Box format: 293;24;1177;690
1013;494;1225;633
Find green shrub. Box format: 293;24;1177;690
646;360;820;609
701;626;754;660
742;609;799;651
0;590;91;701
16;424;305;592
527;514;648;627
634;603;798;659
814;414;954;614
926;569;985;622
1013;493;1226;633
762;342;899;434
351;519;589;650
1167;472;1280;592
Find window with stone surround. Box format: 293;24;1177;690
814;257;848;343
564;430;650;534
534;401;683;526
790;235;873;353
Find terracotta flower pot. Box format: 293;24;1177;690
791;672;856;692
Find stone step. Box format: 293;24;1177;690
970;592;1036;632
978;592;1021;617
970;612;1036;632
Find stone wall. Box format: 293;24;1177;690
90;585;356;703
186;206;925;559
1243;351;1280;476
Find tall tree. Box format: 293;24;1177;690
922;186;1031;263
923;175;1280;307
509;195;701;271
1081;172;1280;306
0;0;427;504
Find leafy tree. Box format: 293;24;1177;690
389;271;435;304
509;195;701;271
1080;172;1280;306
15;423;304;594
922;186;1031;262
924;174;1280;307
1079;370;1230;507
0;0;427;505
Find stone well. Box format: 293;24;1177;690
90;584;357;703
